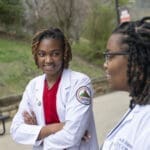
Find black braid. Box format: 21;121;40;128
112;17;150;105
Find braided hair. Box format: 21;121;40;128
32;28;72;68
112;17;150;105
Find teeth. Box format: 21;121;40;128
44;64;54;67
106;74;111;79
44;65;54;70
45;64;54;66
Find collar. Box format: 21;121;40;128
35;69;71;91
59;69;71;89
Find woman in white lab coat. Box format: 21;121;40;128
10;28;99;150
102;17;150;150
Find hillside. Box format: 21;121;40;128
0;38;105;97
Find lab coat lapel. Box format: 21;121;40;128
61;69;71;89
107;107;135;138
56;69;71;121
35;74;45;125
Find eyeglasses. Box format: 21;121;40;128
103;50;129;64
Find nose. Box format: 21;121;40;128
45;55;53;63
103;60;108;70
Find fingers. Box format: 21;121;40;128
23;111;32;124
82;130;91;142
31;111;37;124
22;111;37;125
82;134;91;142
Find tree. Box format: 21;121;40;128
81;0;131;64
0;0;23;27
84;1;115;59
23;0;49;34
23;0;90;41
46;0;90;41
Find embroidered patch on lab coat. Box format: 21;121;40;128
76;86;91;105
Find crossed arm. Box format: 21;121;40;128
23;111;90;141
23;111;64;140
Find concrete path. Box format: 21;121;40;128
0;91;130;149
93;91;130;144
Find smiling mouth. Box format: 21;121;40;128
43;65;55;71
107;74;111;78
105;72;111;79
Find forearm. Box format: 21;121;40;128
22;111;65;141
37;123;64;140
43;112;90;149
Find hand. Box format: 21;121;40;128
23;111;37;125
82;130;91;142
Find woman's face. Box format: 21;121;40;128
37;38;63;77
104;33;129;91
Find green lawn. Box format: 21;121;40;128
0;38;104;97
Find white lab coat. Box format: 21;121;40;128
10;69;99;150
102;104;150;150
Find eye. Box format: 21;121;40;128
51;51;61;57
108;55;115;60
38;51;46;57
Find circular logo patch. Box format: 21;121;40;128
76;86;91;105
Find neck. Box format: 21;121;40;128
46;71;62;88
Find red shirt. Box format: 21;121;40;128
43;77;61;124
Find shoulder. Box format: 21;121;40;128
63;69;93;104
62;68;93;89
133;105;150;149
134;105;150;133
26;74;45;89
66;69;91;82
136;105;150;120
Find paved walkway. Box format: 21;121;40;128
0;91;130;149
93;91;130;144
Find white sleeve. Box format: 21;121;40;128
133;128;150;150
10;83;42;145
43;77;93;149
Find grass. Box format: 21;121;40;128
0;38;104;97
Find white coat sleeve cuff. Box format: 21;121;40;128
11;124;43;145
